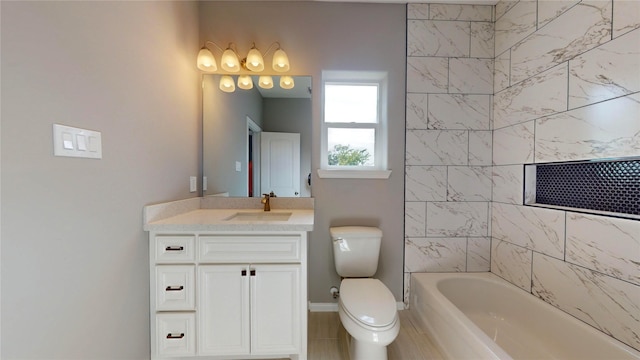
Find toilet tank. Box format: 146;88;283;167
330;226;382;278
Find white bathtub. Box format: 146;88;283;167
410;272;640;360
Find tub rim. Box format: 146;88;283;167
409;272;640;360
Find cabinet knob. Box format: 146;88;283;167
241;270;256;276
166;333;185;339
165;285;184;291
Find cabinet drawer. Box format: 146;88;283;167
156;266;195;311
156;313;196;357
155;236;195;263
199;235;301;263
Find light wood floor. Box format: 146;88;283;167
307;310;444;360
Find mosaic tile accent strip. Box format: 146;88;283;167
535;159;640;216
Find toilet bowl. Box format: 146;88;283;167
338;278;400;359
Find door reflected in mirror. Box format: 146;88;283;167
202;75;312;198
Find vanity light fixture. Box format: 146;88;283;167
197;41;293;92
197;41;290;74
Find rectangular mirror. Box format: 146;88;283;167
202;75;312;197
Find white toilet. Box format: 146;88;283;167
330;226;400;360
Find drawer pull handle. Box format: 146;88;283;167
165;246;184;251
166;333;185;339
250;270;256;276
165;286;184;291
241;270;247;276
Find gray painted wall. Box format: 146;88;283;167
0;2;407;358
1;1;200;358
199;1;407;303
203;74;263;196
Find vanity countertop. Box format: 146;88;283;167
145;208;314;232
143;197;314;232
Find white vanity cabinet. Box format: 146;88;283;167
149;231;308;360
198;264;300;356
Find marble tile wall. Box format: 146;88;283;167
404;3;494;306
405;1;639;349
491;0;640;351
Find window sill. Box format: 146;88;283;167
317;169;392;179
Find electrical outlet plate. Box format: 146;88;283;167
53;124;102;159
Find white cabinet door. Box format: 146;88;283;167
251;264;301;355
198;265;250;356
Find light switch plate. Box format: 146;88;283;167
53;124;102;159
189;176;197;193
235;161;241;172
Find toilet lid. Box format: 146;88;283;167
339;278;397;328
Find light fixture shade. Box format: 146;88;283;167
238;75;254;90
280;75;295;89
219;75;236;93
197;47;217;72
221;48;240;72
272;48;290;72
258;76;274;89
246;47;265;72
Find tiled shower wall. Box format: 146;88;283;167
492;0;639;351
404;2;495;302
404;0;640;351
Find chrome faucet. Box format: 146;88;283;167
261;193;271;212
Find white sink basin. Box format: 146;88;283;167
225;211;292;221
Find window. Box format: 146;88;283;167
319;71;391;179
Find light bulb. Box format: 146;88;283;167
272;48;290;72
221;48;240;72
238;75;253;90
197;47;217;72
259;76;274;89
280;75;294;89
219;75;236;93
246;47;265;72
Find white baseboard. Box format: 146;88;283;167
308;301;406;312
308;302;338;312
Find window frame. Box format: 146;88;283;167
318;70;391;179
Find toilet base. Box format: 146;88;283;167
349;336;388;360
